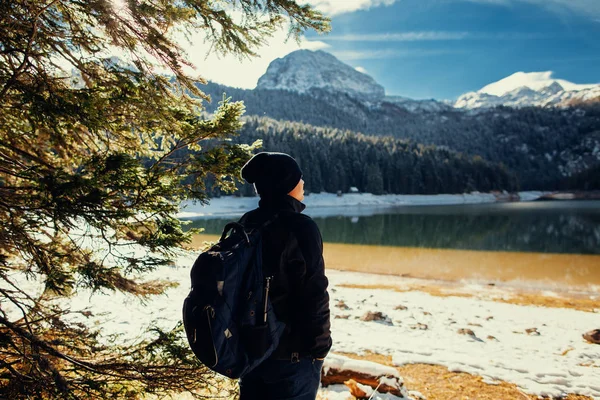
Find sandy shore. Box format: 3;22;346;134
190;233;600;299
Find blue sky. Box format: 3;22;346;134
301;0;600;99
171;0;600;101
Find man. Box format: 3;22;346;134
238;152;332;400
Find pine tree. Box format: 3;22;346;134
0;1;328;398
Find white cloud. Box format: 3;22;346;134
322;31;549;42
355;66;369;74
306;0;600;18
333;48;467;60
300;39;331;51
325;31;470;41
465;0;600;18
305;0;398;16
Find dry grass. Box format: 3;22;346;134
336;283;599;313
335;351;593;400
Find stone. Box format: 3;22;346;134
487;335;498;341
526;328;540;336
458;328;476;336
583;329;600;344
410;323;428;330
360;311;387;322
335;314;350;320
335;300;350;310
394;305;408;311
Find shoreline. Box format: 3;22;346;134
189;234;600;297
177;191;546;219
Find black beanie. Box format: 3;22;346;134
241;152;303;197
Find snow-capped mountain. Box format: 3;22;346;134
256;51;599;112
257;50;386;103
455;72;600;109
256;50;451;111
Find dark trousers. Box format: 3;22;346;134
239;357;324;400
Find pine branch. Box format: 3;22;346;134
0;0;58;101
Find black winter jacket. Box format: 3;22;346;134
239;195;332;360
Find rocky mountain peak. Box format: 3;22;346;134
540;81;564;96
256;50;385;103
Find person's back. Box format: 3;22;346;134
238;152;332;400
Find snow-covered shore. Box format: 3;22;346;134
323;270;600;399
43;252;598;399
177;191;544;219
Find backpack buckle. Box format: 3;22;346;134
291;352;300;363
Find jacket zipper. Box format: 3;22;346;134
263;277;272;324
201;305;218;367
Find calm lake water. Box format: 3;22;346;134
185;201;600;287
186;201;600;255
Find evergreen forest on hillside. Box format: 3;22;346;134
200;82;600;192
203;117;518;196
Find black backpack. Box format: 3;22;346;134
182;217;286;379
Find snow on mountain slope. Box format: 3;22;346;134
479;71;596;96
256;50;385;103
455;71;600;109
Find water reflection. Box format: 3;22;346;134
184;201;600;255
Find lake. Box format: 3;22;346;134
185;201;600;288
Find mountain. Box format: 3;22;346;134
256;51;600;111
257;50;385;103
455;72;600;109
479;71;595;95
197;51;600;191
256;49;451;112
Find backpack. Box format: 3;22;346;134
182;217;286;379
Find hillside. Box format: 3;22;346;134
218;116;517;196
196;50;600;191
